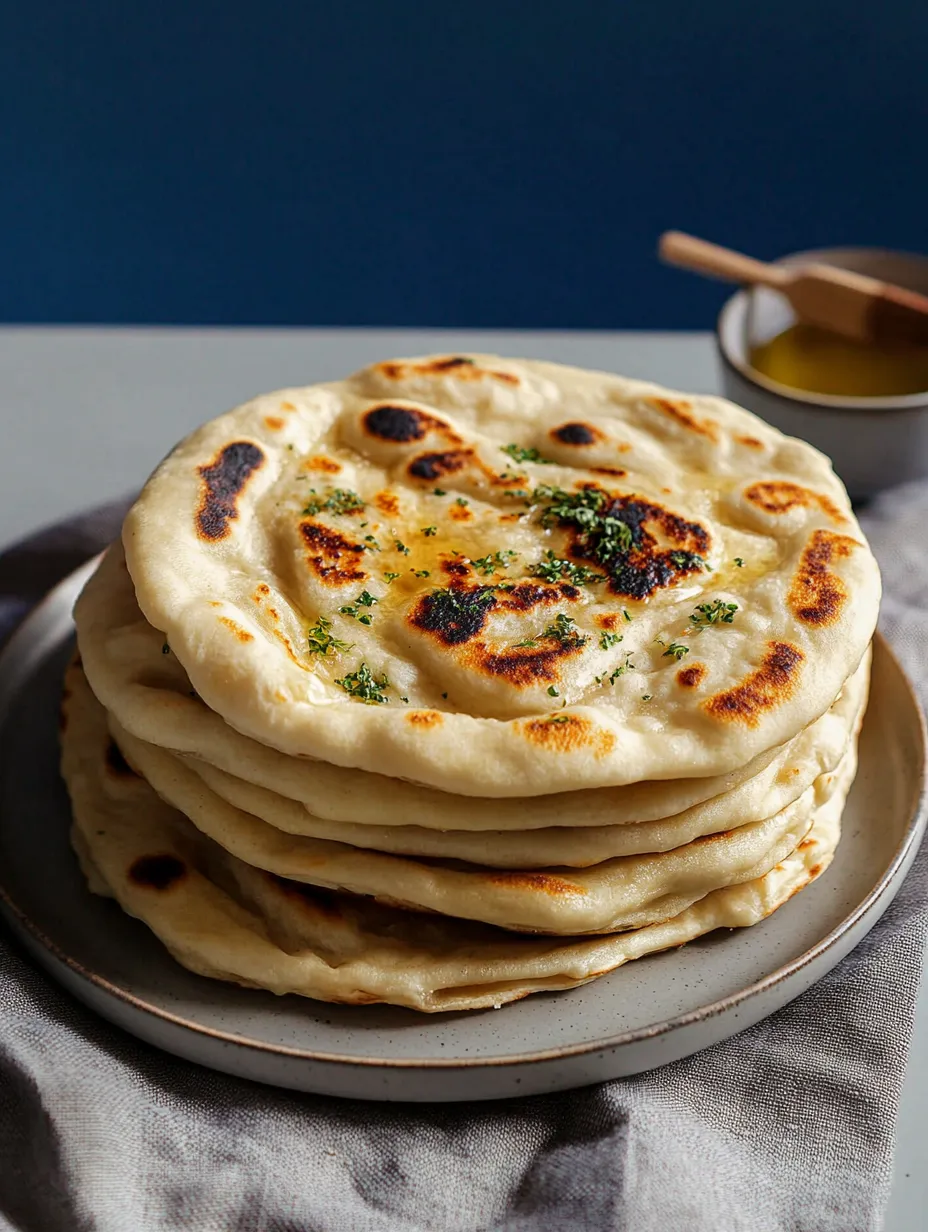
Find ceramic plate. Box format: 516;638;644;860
0;561;924;1102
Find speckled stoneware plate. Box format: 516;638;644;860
0;562;925;1103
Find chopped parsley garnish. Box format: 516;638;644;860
412;569;431;578
470;549;519;576
669;550;709;572
599;631;623;650
501;443;555;465
540;612;587;648
690;600;739;629
662;642;690;660
734;557;745;567
384;572;401;583
623;609;633;622
548;715;570;724
531;485;634;565
339;590;379;624
596;653;635;685
401;696;409;703
161;642;170;655
395;540;410;555
307;616;353;656
433;488;446;496
532;550;606;585
362;534;381;551
547;685;560;697
302;488;365;517
421;525;438;537
642;694;653;701
456;497;469;507
335;663;390;704
515;637;537;648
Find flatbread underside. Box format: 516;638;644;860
61;662;851;1012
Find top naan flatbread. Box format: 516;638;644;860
120;354;879;796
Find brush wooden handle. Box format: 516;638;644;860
659;231;788;288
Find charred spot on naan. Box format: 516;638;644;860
646;397;720;442
703;641;804;727
407;449;472;481
218;616;254;643
374;357;519;385
129;854;186;891
263;415;285;431
406;710;443;728
521;714;616;757
593;467;627;478
363;403;463;446
300;521;367;586
745;481;847;525
302;455;342;474
407;446;527;491
677;662;706;689
461;636;585;687
563;491;710;600
550;421;602;446
195;441;264;541
374;490;400;516
737;435;764;450
409;584;497;646
487;871;587;896
788;530;861;626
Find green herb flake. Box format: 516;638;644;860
530;485;634;567
421;525;438;537
690;600;739;630
599;631;623;651
547;685;560;697
339;590;380;621
470;549;519;577
532;550;606;586
548;715;570;724
394;540;410;555
734;557;745;567
302;488;366;517
514;638;538;649
161;642;170;655
623;609;633;622
433;488;446;496
501;443;555;465
662;641;690;661
642;694;653;701
335;663;390;705
306;616;353;656
456;497;469;507
412;569;431;578
384;572;401;583
540;612;588;648
669;550;709;572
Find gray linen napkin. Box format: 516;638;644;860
0;493;925;1232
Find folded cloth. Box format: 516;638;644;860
0;493;924;1232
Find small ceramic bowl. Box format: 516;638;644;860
716;247;928;499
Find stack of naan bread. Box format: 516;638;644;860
63;355;880;1012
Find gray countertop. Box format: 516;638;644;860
1;326;923;1228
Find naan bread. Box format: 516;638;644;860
117;355;879;795
61;661;849;1011
124;654;868;869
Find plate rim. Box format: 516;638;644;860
0;560;925;1073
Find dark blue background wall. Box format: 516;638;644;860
2;2;925;328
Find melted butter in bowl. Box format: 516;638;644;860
749;323;928;398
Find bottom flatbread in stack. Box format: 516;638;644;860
62;659;859;1013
